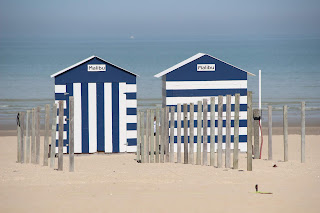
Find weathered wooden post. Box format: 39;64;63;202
17;113;21;163
141;111;145;163
170;106;175;163
160;108;165;163
146;109;150;163
183;103;188;164
150;109;155;163
177;104;182;163
31;108;36;164
268;106;272;160
43;104;50;166
136;110;141;162
50;104;57;168
26;110;31;163
217;96;223;168
233;94;240;169
155;108;160;163
189;103;194;164
283;105;288;162
35;106;40;164
58;101;64;171
165;106;170;162
225;95;231;168
210;97;215;167
196;101;202;165
20;112;25;163
247;91;253;171
253;109;260;159
301;102;305;163
203;99;208;166
69;97;74;172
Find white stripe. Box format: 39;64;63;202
104;83;113;153
166;80;247;90
166;96;247;105
88;83;97;153
119;83;127;152
73;83;82;153
55;85;66;93
126;84;137;93
56;131;67;140
126;130;137;138
126;115;137;123
56;116;67;125
126;146;137;153
126;100;137;108
55;100;66;109
55;146;68;154
171;142;247;154
170;127;247;136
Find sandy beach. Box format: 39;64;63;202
0;130;319;213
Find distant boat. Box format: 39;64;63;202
130;35;135;39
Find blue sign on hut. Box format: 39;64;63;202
51;56;138;154
154;53;255;152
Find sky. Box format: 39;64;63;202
0;0;320;39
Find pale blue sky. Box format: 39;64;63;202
1;0;319;39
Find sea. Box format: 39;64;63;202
0;35;319;129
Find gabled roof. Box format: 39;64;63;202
154;53;255;78
51;55;138;78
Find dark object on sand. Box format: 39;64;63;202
273;164;277;168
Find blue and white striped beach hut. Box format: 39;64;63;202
51;56;138;154
154;53;255;152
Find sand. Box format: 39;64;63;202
0;133;320;213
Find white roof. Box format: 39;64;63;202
154;53;255;78
51;55;138;78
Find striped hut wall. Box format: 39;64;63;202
125;83;137;153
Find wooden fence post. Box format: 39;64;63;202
268;106;272;160
155;108;160;163
50;104;57;168
253;109;260;159
170;106;175;163
233;94;240;169
146;109;150;163
141;111;145;163
217;96;223;168
69;97;74;172
150;109;155;163
35;106;40;164
160;108;165;163
283;105;288;162
17;113;21;163
26;110;31;163
189;103;194;164
301;102;305;163
43;104;50;166
247;91;253;171
225;95;231;168
58;101;64;171
196;101;202;165
165;106;170;162
31;108;36;164
20;112;25;163
183;103;188;164
210;97;215;167
136;110;141;162
177;104;182;163
203;99;208;166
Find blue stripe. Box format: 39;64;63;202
126;93;136;99
169;135;247;143
55;93;66;100
97;83;105;152
127;123;137;130
167;89;247;97
171;120;247;128
167;104;247;112
112;83;120;153
81;83;89;153
127;138;137;146
127;108;137;115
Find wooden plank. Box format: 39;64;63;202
165;106;170;162
20;112;25;163
58;101;64;171
160;108;165;163
301;102;305;163
225;95;231;168
26;110;31;163
217;96;223;168
31;108;36;164
183;103;188;164
283;105;288;162
196;101;202;165
17;114;21;163
202;99;208;166
177;104;182;163
146;109;150;163
50;104;57;168
155;108;160;163
140;111;145;163
233;94;240;169
150;109;155;163
43;104;50;166
35;106;40;164
247;91;253;171
69;97;74;172
268;106;272;160
253;109;260;159
210;97;215;167
136;110;141;162
189;103;194;165
170;106;175;163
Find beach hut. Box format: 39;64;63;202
51;56;138;154
154;53;255;152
